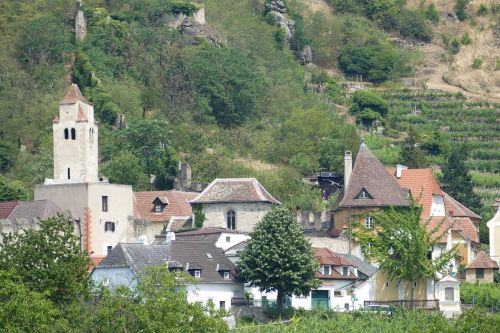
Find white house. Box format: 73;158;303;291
488;199;500;265
34;84;137;262
189;178;280;233
91;238;244;311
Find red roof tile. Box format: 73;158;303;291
60;83;88;105
443;192;481;220
0;201;18;219
190;178;281;204
466;251;499;269
134;190;197;223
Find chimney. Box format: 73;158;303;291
344;151;352;189
396;164;407;179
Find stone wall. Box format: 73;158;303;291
201;202;273;233
0;218;40;244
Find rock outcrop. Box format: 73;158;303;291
299;45;313;65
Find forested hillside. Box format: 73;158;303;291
0;1;498;229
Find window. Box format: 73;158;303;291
223;271;230;279
413;281;417;288
154;204;163;213
106;245;113;254
365;216;373;228
342;267;348;276
104;222;115;232
71;128;76;140
194;270;201;278
365;242;373;254
67;168;71;180
227;210;236;230
476;268;484;279
219;301;225;309
102;196;108;212
334;291;342;297
323;265;331;276
355;187;373;199
385;282;389;288
64;128;69;139
445;287;454;301
226;236;231;242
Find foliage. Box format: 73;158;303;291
350;90;389;126
100;151;149;189
238;206;320;309
192;203;205;228
460;282;500;308
353;204;456;303
82;266;228;332
0;176;29;201
472;58;483;69
0;215;91;304
338;41;401;83
399;126;428;168
425;3;440;23
396;10;432;42
441;144;482;213
460;32;472;45
0;271;69;333
477;4;488;16
455;0;471;21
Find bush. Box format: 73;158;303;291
455;0;471;21
461;282;500;308
338;42;400;83
350;90;389;126
477;4;488;16
450;38;461;54
472;58;483;69
425;3;440;23
460;32;472;45
396;10;432;42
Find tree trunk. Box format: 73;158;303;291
410;283;415;310
277;290;284;310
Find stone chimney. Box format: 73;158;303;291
396;164;407;179
344;151;352;189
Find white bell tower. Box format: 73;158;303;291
52;84;98;183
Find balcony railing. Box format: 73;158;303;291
364;300;439;310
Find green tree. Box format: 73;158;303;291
100;151;149;190
441;144;482;213
0;271;69;333
399;127;427;168
455;0;470;21
84;266;228;332
350;90;389;126
425;3;440;23
238;206;320;309
0;215;91;304
353;204;456;306
0;176;29;201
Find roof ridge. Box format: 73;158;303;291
252;178;267;201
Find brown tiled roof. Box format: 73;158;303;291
314;248;357;280
443;192;481;220
466;251;499;269
134;191;197;222
337;144;409;208
388;168;443;218
52;116;60;123
170;218;192;231
7;200;61;220
76;104;88;122
190;178;281;204
60;83;88;105
176;227;248;236
0;201;18;219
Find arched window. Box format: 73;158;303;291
227;210;236;230
64;128;69;139
71;128;76;140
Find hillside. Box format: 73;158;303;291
0;0;498;234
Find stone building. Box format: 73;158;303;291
35;84;137;262
189;178;280;233
465;250;499;283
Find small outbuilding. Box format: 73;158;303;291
465;251;499;283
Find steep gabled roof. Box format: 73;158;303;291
60;83;89;105
7;200;61;219
314;248;357;280
466;251;499;269
334;252;378;278
338;144;409;208
134;190;198;222
443;192;481;220
0;201;18;219
190;178;281;204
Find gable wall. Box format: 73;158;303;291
201;202;273;233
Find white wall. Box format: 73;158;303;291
91;267;137;290
202;202;273;233
215;233;250;251
187;283;245;310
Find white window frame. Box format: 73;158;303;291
223;271;230;279
365;216;373;228
194;270;201;278
322;265;331;276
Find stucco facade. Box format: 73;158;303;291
488;201;500;265
201;202;273;233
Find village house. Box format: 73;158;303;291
465;250;499;283
91;238;244;310
487;199;500;265
189;178;281;233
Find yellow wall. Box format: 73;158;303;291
466;268;495;283
333;207;381;230
375;272;398;301
403;279;427;301
456;243;469;266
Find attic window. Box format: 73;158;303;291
342;267;348;276
322;265;331;276
194;270;201;278
153;197;166;213
154;204;163;213
223;271;230;279
355;187;373;199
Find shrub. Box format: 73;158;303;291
460;31;472;45
426;3;440;23
350;90;389;126
477;4;488;16
274;28;286;48
461;282;500;308
450;38;461;54
455;0;471;21
397;10;433;42
472;58;483;69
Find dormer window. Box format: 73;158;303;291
355;187;373;199
154;204;163;213
223;271;230;279
194;270;201;278
342;267;348;276
152;197;167;214
322;265;331;276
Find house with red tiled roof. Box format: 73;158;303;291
189;178;280;233
134;190;198;234
387;166;481;266
465;251;499;283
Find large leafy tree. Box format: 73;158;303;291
238;206;320;309
441;144;481;213
0;176;29;201
353;204;456;306
0;215;91;304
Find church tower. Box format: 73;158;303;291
52;84;98;183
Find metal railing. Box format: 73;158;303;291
364;300;439;310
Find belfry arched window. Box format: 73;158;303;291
64;128;69;139
71;128;76;140
227;210;236;230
